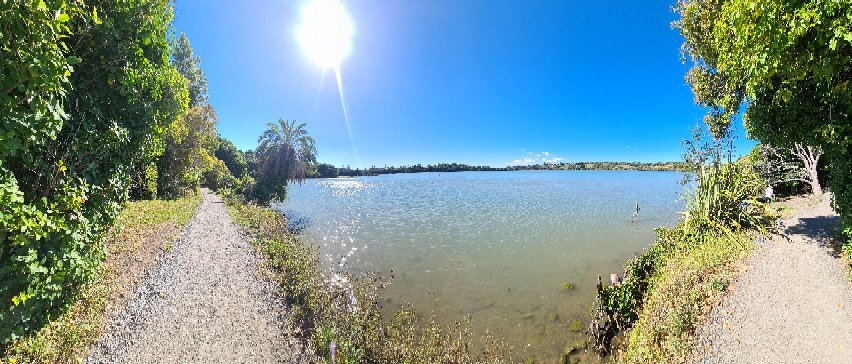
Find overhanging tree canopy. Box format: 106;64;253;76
675;0;852;236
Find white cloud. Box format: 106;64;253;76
506;151;565;166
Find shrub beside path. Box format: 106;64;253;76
87;189;304;363
690;193;852;363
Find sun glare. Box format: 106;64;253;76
296;0;354;69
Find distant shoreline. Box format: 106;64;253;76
318;169;683;178
310;161;685;178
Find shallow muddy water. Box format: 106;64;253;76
281;170;683;362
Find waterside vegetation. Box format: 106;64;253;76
224;195;508;363
589;128;774;361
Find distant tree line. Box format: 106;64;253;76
308;161;685;177
506;161;685;172
309;163;499;177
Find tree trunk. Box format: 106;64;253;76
793;143;823;196
808;165;822;195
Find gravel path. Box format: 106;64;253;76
690;194;852;363
87;189;304;363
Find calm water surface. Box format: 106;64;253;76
280;171;683;362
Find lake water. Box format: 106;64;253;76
280;170;684;362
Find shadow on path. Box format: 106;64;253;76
784;214;843;258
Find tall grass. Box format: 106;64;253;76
682;163;768;240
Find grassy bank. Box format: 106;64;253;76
589;161;773;362
619;229;754;362
590;226;756;363
224;196;507;363
2;194;201;363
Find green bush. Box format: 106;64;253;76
682;163;768;238
593;229;677;333
129;162;159;200
2;193;200;363
235;175;256;197
0;0;89;344
313;163;339;178
214;137;249;179
201;158;237;192
829;146;852;266
0;0;186;344
155;33;221;198
156;105;217;198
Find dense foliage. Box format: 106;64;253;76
170;33;208;107
1;0;82;343
675;0;852;244
210;136;255;194
312;163;339;178
835;154;852;262
0;0;187;344
154;33;219;198
214;136;249;179
156;105;218;197
748;143;825;196
2;193;200;362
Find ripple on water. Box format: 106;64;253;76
280;171;683;361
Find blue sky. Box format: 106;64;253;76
172;0;755;168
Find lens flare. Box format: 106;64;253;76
333;67;361;166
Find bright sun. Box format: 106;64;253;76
296;0;354;70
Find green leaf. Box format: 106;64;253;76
57;13;70;22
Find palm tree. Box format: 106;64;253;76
254;119;316;202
